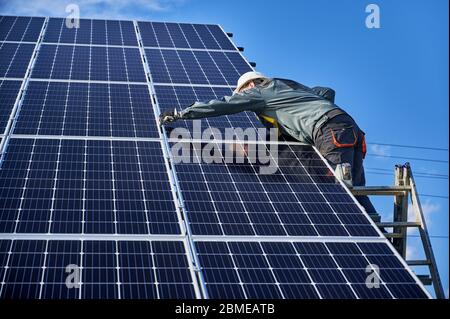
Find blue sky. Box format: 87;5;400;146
1;0;448;298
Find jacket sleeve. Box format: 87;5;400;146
180;88;266;119
312;86;336;103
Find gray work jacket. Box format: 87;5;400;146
180;78;343;144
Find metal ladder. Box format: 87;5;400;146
350;163;445;299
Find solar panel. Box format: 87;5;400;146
174;142;379;237
43;18;138;46
0;138;180;234
0;16;45;42
0;15;429;299
137;22;236;50
195;240;428;299
0;42;36;78
145;49;250;85
0;239;198;299
31;45;146;82
14;82;158;137
0;80;22;135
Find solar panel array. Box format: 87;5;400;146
0;15;429;299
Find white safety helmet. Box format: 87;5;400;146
233;71;268;94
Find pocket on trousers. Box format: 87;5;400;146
329;125;357;148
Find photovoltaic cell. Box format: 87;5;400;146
14;81;158;138
43;18;138;46
195;240;428;299
0;80;22;134
31;44;146;82
0;42;35;78
0;139;180;235
0;16;44;42
173;142;379;237
0;240;197;299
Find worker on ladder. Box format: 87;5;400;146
159;71;379;221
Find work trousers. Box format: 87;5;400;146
314;114;379;221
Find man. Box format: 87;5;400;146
159;71;379;221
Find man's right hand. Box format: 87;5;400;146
159;109;182;126
229;143;249;157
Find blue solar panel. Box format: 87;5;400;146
43;18;138;46
195;240;428;299
0;42;35;78
0;139;180;235
0;80;22;134
0;16;45;42
0;239;197;299
173;142;379;237
137;21;237;50
146;49;249;85
14;81;158;137
31;45;146;82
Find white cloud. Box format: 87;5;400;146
408;199;440;227
406;244;419;260
369;144;391;158
0;0;186;20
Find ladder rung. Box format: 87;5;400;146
416;275;433;285
376;222;421;228
350;186;411;196
407;260;432;266
383;232;403;238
